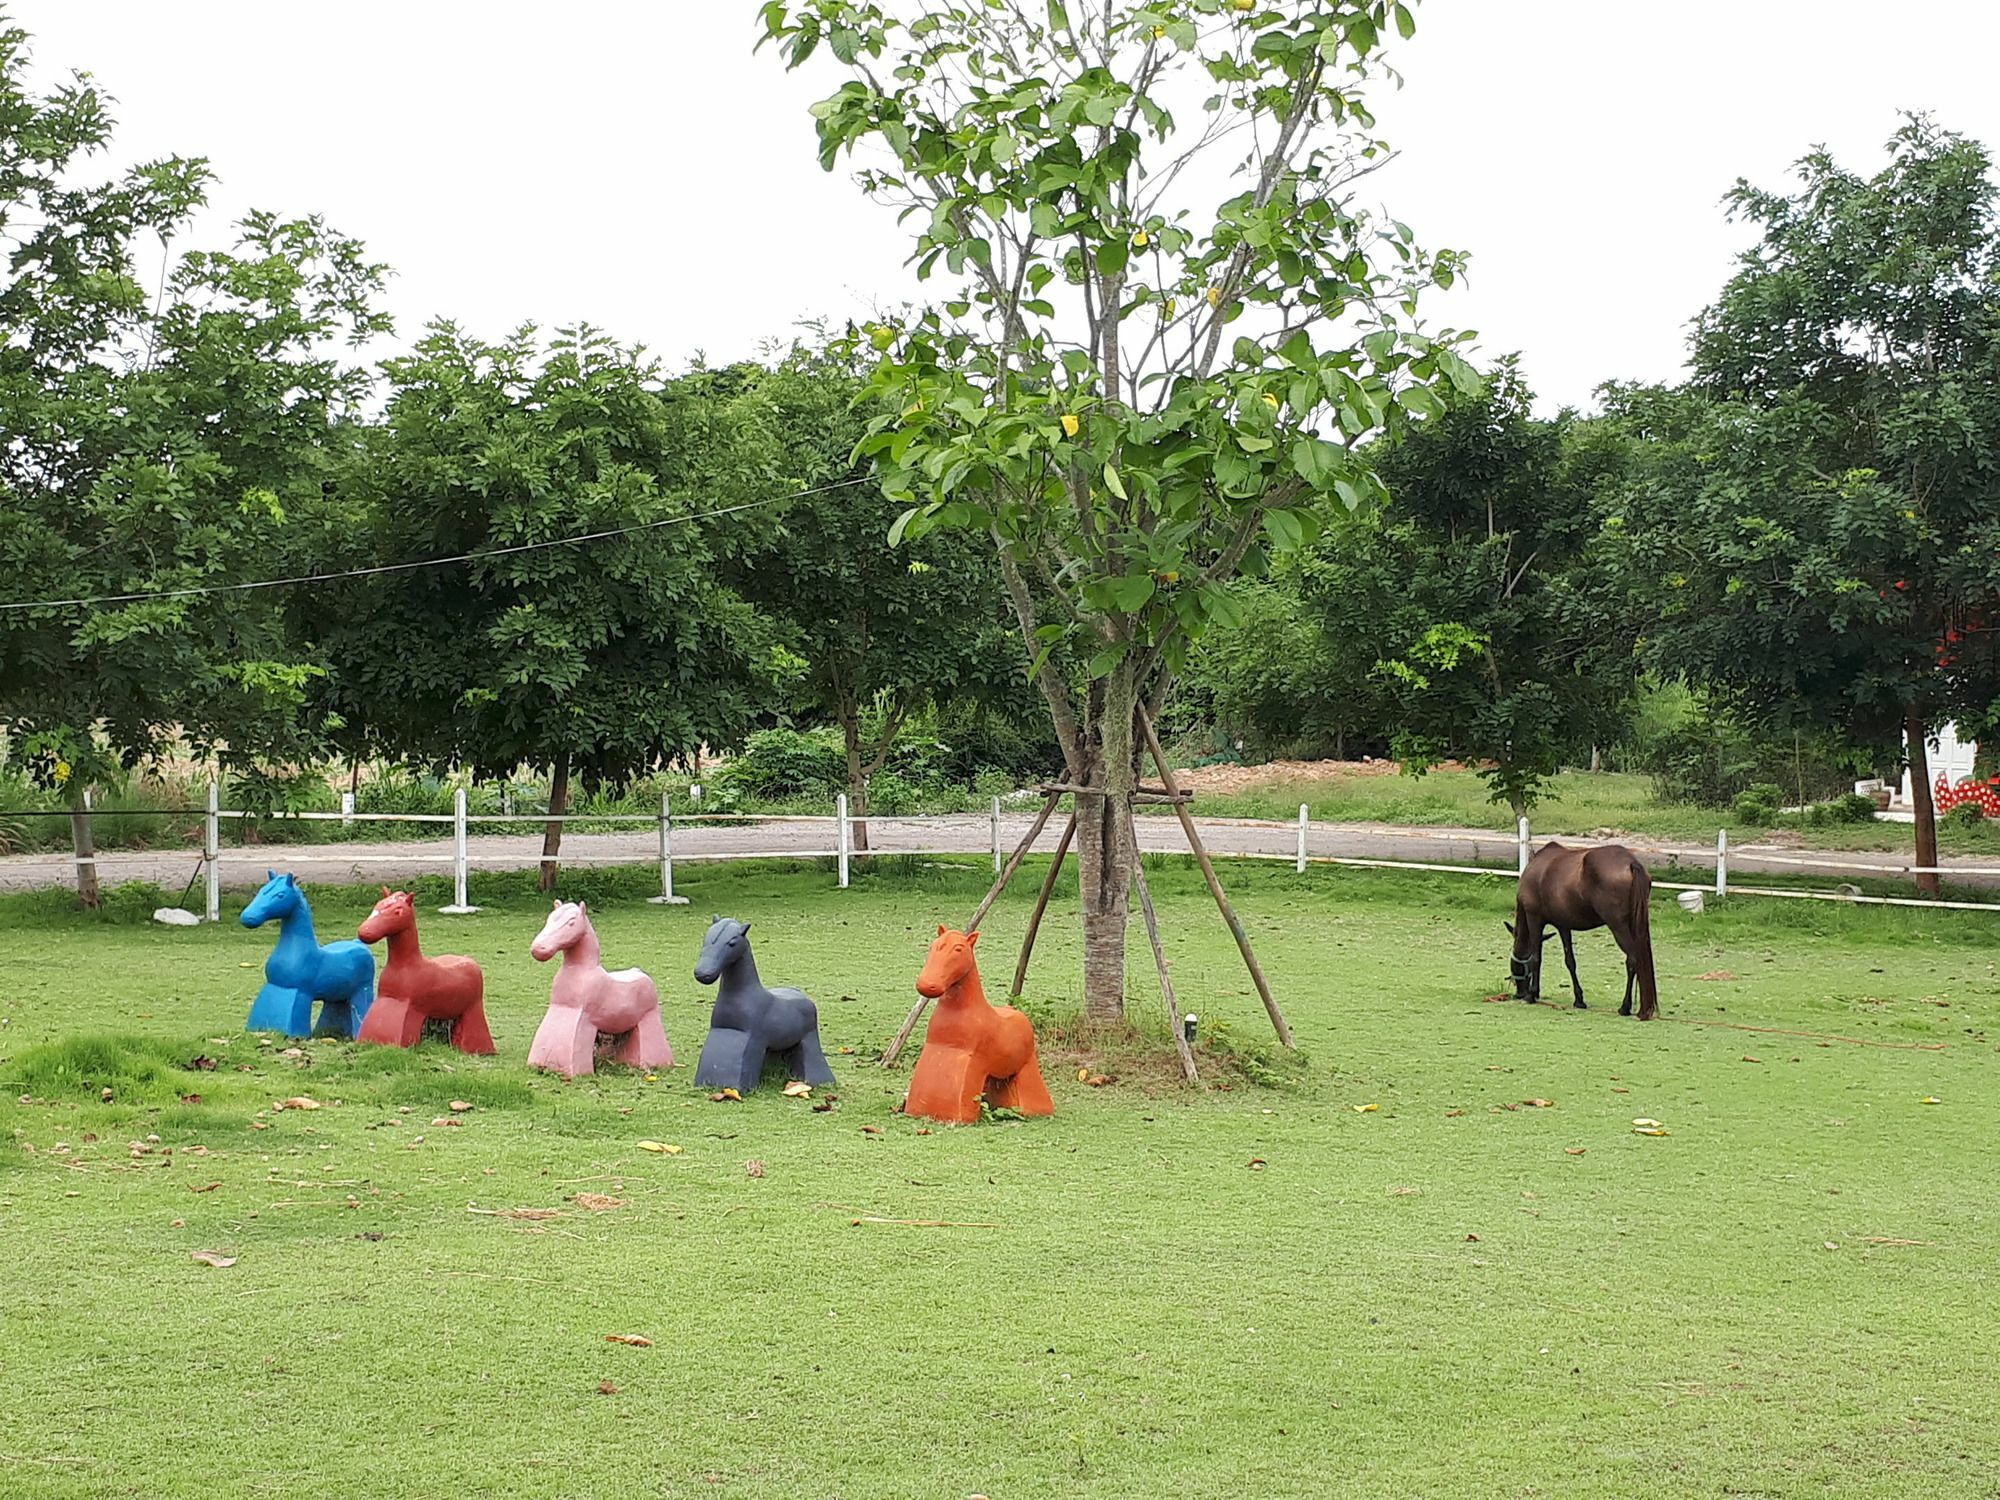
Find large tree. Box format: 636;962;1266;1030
732;348;1020;846
0;19;385;900
762;0;1474;1018
1625;118;2000;893
313;326;788;887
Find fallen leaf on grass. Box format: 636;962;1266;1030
1444;1109;1464;1118
812;1099;837;1113
603;1334;653;1347
494;1207;561;1221
1464;1233;1481;1243
189;1181;222;1194
1523;1098;1554;1108
574;1193;625;1211
860;1126;882;1136
744;1160;766;1179
429;1117;464;1128
1823;1241;1839;1251
1742;1056;1761;1064
1698;970;1738;981
597;1380;621;1395
782;1081;813;1098
275;1096;320;1112
1634;1127;1670;1137
635;1141;683;1155
1246;1158;1267;1171
1390;1185;1418;1196
187;1055;216;1072
179;1093;203;1104
1352;1103;1378;1113
1921;1096;1941;1105
1076;1068;1091;1081
1564;1148;1587;1157
448;1100;473;1112
1631;1118;1662;1128
190;1250;236;1268
709;1088;743;1103
1083;1073;1114;1087
1861;1236;1933;1247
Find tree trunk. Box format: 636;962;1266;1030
70;791;99;910
1907;709;1940;898
1073;676;1138;1022
841;712;871;855
539;750;570;894
1589;745;1602;774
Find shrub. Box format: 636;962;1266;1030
1946;802;1986;830
1733;783;1785;826
713;728;844;802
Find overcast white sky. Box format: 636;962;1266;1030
14;2;2000;412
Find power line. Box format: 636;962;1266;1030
0;476;875;612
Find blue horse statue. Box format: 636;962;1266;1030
241;871;376;1038
692;916;836;1094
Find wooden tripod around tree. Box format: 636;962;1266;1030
880;708;1293;1082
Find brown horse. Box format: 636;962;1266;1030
1507;842;1658;1020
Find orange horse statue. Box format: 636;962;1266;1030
527;900;673;1078
906;926;1054;1124
355;888;495;1053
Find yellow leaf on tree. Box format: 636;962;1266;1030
1262;393;1280;408
1060;413;1080;438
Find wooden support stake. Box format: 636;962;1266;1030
1137;707;1294;1049
1128;824;1199;1082
1011;813;1076;998
880;790;1064;1067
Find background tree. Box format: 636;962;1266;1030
1312;363;1637;815
0;20;385;901
1623;118;2000;894
763;0;1475;1019
734;348;1022;846
313;325;789;888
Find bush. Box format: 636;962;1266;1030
1946;802;1987;830
1733;783;1784;826
713;729;844;802
1631;691;1884;809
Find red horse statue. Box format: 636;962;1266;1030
527;900;673;1078
355;889;495;1053
906;925;1054;1124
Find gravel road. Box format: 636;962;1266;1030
0;809;1977;898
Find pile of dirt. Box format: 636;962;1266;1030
1174;757;1484;793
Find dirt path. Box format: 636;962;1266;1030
0;810;1979;897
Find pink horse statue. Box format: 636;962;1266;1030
356;888;494;1054
527;900;673;1078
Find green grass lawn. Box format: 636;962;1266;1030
2;858;1997;1497
1173;765;2000;857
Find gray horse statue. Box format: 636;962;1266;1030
692;916;837;1093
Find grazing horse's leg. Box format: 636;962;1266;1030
1621;958;1636;1017
1559;928;1586;1009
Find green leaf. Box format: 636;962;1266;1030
1102;463;1128;500
1106;573;1157;613
1393;2;1417;39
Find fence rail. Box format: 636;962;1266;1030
10;785;2000;920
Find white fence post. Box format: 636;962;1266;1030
1715;827;1728;898
340;790;355;827
649;790;688;905
1296;803;1308;874
837;793;851;889
204;779;221;923
440;787;478;914
991;796;1003;874
1517;815;1530;875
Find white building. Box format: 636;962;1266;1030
1899;721;1978;808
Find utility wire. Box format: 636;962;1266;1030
0;475;874;612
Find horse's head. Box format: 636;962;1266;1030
917;924;979;999
1504;919;1553;1000
241;870;302;929
531;899;592;962
694;915;749;986
358;887;416;945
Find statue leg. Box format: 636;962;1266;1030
452;998;496;1056
791;1030;837;1087
528;1008;597;1077
695;1027;753;1090
612;1008;674;1071
247;983;310;1036
906;1047;982;1124
1007;1048;1056;1117
358;994;420;1047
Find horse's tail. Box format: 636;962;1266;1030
1628;857;1659;1020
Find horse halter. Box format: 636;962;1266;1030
1509;951;1539;991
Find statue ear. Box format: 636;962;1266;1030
551;898;560;910
267;869;276;881
579;901;588;914
936;924;947;936
381;885;391;898
966;929;980;947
